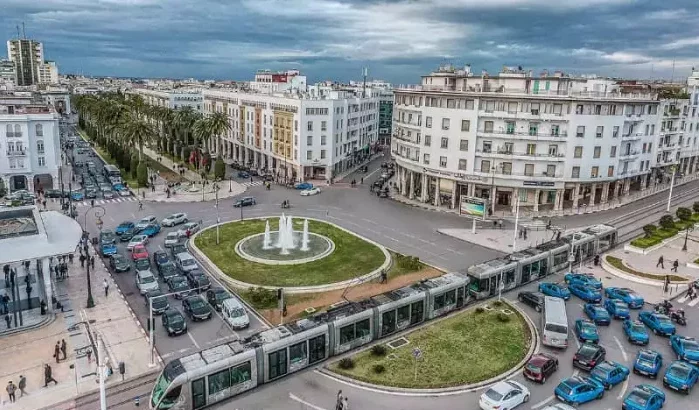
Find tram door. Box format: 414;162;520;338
489;275;499;296
192;378;206;409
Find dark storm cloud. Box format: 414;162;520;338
1;0;697;83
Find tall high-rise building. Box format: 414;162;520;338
6;39;44;86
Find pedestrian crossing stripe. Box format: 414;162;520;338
675;294;699;307
72;197;138;207
241;181;264;187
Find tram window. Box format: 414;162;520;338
539;259;548;276
382;310;396;334
208;368;231;395
410;301;424;325
289;341;307;365
231;362;252;385
434;294;445;310
339;324;355;344
192;378;206;409
445;290;456;305
553;251;567;266
523;263;532;277
397;305;410;323
530;260;540;275
308;334;326;364
504;269;515;284
158;386;181;409
268;349;288;379
356;319;370;338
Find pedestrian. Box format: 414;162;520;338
25;285;32;308
60;339;67;360
493;220;497;228
54;342;61;363
342;397;349;410
68;253;73;264
86;348;92;363
250;176;253;184
380;270;387;284
43;199;47;210
44;364;57;386
4;313;10;329
498;220;503;229
6;380;16;403
90;199;94;207
336;390;343;410
657;255;665;269
104;278;109;297
90;256;95;270
672;259;679;272
4;264;9;286
18;375;26;397
79;254;85;268
40;299;47;315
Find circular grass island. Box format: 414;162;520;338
329;302;532;389
194;217;389;288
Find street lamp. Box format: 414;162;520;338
666;165;677;212
214;181;221;245
82;205;106;309
683;225;693;251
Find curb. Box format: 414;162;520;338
0;313;56;337
601;256;691;287
188;216;392;294
318;300;539;396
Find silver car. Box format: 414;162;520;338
136;215;157;230
164;232;180;248
162;212;188;227
177;222;200;238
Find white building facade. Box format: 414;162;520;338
132;88;203;112
392;66;665;214
38;61;58;85
0;97;61;193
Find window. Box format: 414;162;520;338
289;341;307;365
593;146;601;158
424;135;431;146
320;135;326;145
320;150;326;159
307;121;313;131
576;104;583;114
461;120;470;131
38;157;45;166
442;118;450;130
524;164;534;176
423;153;430;164
531;103;540;115
572;166;580;178
501;162;512;175
613;126;619;138
397;305;410;325
595;105;601;115
546;164;556;176
610;146;617;158
507;102;518;113
459;139;468;151
529;123;538;136
596;126;603;138
321;121;327;131
482;141;492;153
650;124;655;135
268;349;288;380
506;121;515;134
192;378;206;409
480;160;491;173
208;368;231;395
410;301;424;325
548;145;558;156
576;126;585;138
526;144;536;155
440;137;448;149
306;151;312;160
37;140;44;153
458;159;468;170
439;156;447;168
308;335;326;364
382;311;396;334
591;166;599;178
574;146;583;158
551;124;560;136
503;142;513;153
307;135;313;146
35;124;43;136
608;166;615;177
484;121;494;132
425;116;432;128
645;124;649;135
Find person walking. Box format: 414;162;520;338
6;380;16;403
18;375;26;397
90;256;95;270
103;278;109;297
657;255;665;268
79;254;86;268
60;339;67;360
4;313;10;329
672;259;679;273
335;390;343;410
44;364;57;386
54;342;61;363
342;397;349;410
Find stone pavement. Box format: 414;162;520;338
142;146;202;182
438;222;564;253
0;247;157;409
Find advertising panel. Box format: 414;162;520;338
459;195;487;219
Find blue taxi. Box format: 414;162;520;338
115;221;135;235
638;311;675;336
574;319;599;343
604;299;630;319
564;273;603;289
670;335;699;365
140;223;161;237
605;287;644;308
538;282;571;300
663;360;699;393
589;360;629;390
569;284;602;303
633;349;663;378
622;384;665;410
554;375;604;405
584;303;611;325
623;319;649;345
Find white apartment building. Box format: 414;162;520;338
132;88;203;112
391;65;664;214
249;69;307;93
37;61;58;85
0;95;61;193
678;70;699;176
0;59;15;86
203;87;379;182
7;39;43;86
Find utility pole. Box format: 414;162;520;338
215;184;220;245
149;297;155;367
667;165;676;212
98;337;107;410
512;195;520;252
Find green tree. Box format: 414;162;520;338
130;154;139;180
214;156;225;179
137;162;148;187
693;202;699;213
659;215;675;230
676;207;692;221
642;224;657;238
193;111;231;169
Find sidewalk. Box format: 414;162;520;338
438;225;563;254
0;249;157;409
142;146;202;182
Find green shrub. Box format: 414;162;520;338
630;236;662;249
693;202;699;213
372;364;386;374
338;358;355;370
214;157;226;180
475;307;485;314
371;344;387;357
396;254;422;271
642;224;657;238
654;228;678;239
245;287;277;309
496;313;511;323
659;215;675;230
491;300;503;307
677;207;692;221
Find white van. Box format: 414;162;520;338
221;298;250;329
542;296;569;348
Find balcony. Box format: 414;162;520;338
618;150;639;161
391;149;419;162
618;168;640;176
475;149;565;161
6;149;27;157
392;132;420;145
621;133;642;141
477;128;567;141
473;169;564;180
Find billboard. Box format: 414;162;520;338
272;74;288;83
459;195;487;219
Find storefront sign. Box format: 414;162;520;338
459;196;487;219
523;181;555;187
423;167;484;182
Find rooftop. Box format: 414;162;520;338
0;208;38;239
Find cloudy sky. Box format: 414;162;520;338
2;0;698;84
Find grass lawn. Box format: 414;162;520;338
330;302;529;388
606;256;687;282
195;218;387;287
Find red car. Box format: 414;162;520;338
132;245;149;261
523;352;558;383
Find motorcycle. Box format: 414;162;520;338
281;200;291;209
670;309;687;326
654;300;673;315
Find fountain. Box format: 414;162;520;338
300;219;310;251
277;214;296;255
262;220;272;250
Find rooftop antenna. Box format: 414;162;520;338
670;59;676;84
16;25;20;39
22;22;26;39
362;67;368;98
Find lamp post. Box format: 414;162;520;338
82;205;106;309
666;165;676;212
683;225;693;251
214;181;220;245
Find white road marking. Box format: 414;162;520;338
98;200;105;204
617;378;629;400
365;166;382;179
530;395;554;409
613;336;628;361
288;393;327;410
689;297;699;307
574;336;581;349
187;332;201;349
678;295;689;303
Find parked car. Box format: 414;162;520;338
170;244;187;259
164;232;181;248
162;212;188;227
221;297;250;329
85;189;98;199
523;353;558;384
605;287;645;308
136;270;159;295
517;291;545;312
623;319;650;345
131;245;149;261
663;360;699;393
158;262;179;282
638;311;676;336
478;380;529;410
554;375;605;405
237;171;250;179
564;273;603;289
175;253;198;273
100;238;117;256
102;189;116;199
294;182;313;190
135;215;158;231
70;191;85;201
120;227;136;242
127;234;149;250
182;295;212;321
177;222;200;238
583;303;611;325
109;254;130;273
670;335;699;364
134;257;151;274
44;189;62;198
152;250;170;270
604;299;630;319
233;197;256;207
589;361;629;390
167;276;192;299
569;284;602;303
162;309;187;336
300;187;321;196
145;289;170;315
633;349;663;378
140;223;161;237
574;319;599;343
186;270;211;292
573;342;606;371
622;384;665;410
538;282;571;300
206;287;232;311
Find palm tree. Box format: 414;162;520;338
119;110;156;160
173;107;200;161
192;111;231;170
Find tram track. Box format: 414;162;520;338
47;370;158;410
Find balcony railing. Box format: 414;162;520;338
395;85;656;100
475;149;565;160
478;129;567;139
6;149;27;156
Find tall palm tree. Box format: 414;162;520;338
119;110;156;160
192;111;231;170
173;107;200;160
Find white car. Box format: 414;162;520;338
127;235;149;250
164;232;181;248
177;222;200;238
136;270;159;295
162;212;188;227
136;215;158;231
300;187;321;196
479;381;529;410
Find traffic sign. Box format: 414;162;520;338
412;347;422;359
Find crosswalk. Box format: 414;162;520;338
675;293;699;308
241;181;264;187
51;197;139;207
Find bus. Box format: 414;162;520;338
103;164;122;183
542;296;568;348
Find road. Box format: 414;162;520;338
59;119;699;409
